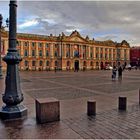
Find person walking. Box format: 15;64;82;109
112;66;117;81
118;65;123;80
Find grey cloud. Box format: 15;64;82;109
1;1;140;46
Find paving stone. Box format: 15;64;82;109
0;70;140;138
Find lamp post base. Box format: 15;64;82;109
0;104;27;120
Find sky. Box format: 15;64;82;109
0;1;140;46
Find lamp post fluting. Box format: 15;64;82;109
0;0;27;120
0;14;3;79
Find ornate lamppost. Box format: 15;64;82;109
0;0;27;120
0;14;9;79
0;14;3;79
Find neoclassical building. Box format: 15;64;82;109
1;30;130;71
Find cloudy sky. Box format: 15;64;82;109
0;1;140;46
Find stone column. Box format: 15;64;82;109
93;47;96;60
111;48;113;61
43;43;46;59
50;43;54;58
121;49;124;61
36;42;39;58
28;41;31;58
64;44;66;58
98;47;101;60
59;43;61;57
88;46;90;58
80;45;83;59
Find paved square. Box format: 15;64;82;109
0;70;140;138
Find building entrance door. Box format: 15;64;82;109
74;60;79;72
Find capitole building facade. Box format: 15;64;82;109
1;30;130;71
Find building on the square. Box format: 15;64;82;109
130;47;140;67
1;30;130;71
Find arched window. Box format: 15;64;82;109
55;61;58;66
39;60;43;66
83;61;86;66
67;61;70;66
66;51;70;57
54;51;58;57
24;49;28;57
39;50;42;57
32;61;36;66
90;61;93;66
24;60;28;66
74;50;79;57
32;50;35;57
46;50;49;57
96;62;99;68
46;61;50;66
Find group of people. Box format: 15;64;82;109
112;66;123;81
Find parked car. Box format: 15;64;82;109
105;65;113;70
125;64;131;70
131;66;137;70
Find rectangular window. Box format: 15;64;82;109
100;53;102;59
96;53;98;59
105;54;107;60
39;50;42;57
46;43;49;48
24;50;28;57
24;42;29;47
38;42;43;47
32;42;36;47
109;54;112;59
100;48;103;52
32;50;35;57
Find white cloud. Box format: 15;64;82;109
18;19;39;29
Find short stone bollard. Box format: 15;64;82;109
36;97;60;123
118;97;127;110
87;100;96;116
139;88;140;105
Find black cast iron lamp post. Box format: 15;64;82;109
0;14;3;79
0;0;27;120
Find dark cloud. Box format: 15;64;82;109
1;1;140;46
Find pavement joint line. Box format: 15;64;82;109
33;78;140;98
37;78;112;96
23;86;65;92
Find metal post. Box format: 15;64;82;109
0;0;27;120
0;14;3;78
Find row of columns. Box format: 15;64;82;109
20;59;118;70
2;39;130;61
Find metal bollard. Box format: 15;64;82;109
118;97;127;110
87;100;96;116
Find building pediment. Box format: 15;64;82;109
69;36;87;43
65;30;88;43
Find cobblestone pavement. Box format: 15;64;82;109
0;70;140;139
